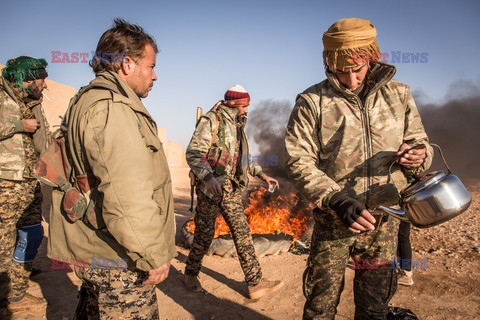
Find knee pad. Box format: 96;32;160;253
13;223;44;263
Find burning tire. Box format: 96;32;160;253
181;220;294;258
181;187;314;257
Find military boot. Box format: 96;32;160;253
248;279;284;299
184;274;203;292
398;270;414;286
7;293;47;312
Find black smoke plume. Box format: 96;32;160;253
247;83;480;186
246;99;291;180
416;82;480;181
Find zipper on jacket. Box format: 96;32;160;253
354;95;373;205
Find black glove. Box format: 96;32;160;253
328;192;366;227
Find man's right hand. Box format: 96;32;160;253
328;192;376;233
143;261;171;285
205;176;222;196
22;119;40;133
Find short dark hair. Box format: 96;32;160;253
90;18;158;74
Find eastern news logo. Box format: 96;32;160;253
50;51;128;64
201;154;279;168
350;257;429;270
51;50;429;64
379;51;429;64
352;50;429;64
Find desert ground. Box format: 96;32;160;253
6;165;480;320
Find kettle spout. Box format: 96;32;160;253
377;205;410;222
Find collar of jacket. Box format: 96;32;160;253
1;76;44;109
218;103;240;123
24;96;43;110
326;62;397;99
91;71;155;121
0;76;24;106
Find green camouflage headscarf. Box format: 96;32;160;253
2;56;48;90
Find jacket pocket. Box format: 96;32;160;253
152;184;167;217
133;113;162;153
207;146;225;176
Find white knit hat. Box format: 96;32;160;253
224;84;250;107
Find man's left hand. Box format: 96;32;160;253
396;143;427;169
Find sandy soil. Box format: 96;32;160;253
8;167;480;320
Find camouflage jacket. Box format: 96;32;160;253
285;62;433;210
186;103;263;197
0;76;51;181
47;72;176;271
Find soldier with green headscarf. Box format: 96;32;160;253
285;18;432;319
0;56;52;315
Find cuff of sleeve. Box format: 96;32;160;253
203;173;214;182
403;165;426;177
134;258;156;272
321;189;342;209
13;120;24;133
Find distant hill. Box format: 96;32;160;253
42;79;76;129
0;64;187;168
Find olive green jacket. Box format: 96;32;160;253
186;103;263;197
47;72;176;271
0;76;52;181
285;63;433;210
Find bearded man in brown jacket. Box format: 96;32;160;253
47;19;176;319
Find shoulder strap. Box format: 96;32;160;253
64;82;116;125
71;82;117;111
63;82;117;179
209;101;223;146
188;101;224;212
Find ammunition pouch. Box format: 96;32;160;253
207;146;226;176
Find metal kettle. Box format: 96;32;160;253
378;144;472;228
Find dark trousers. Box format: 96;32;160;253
303;209;399;320
185;180;262;286
0;179;42;306
397;221;412;271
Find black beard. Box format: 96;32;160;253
237;114;248;127
25;82;43;100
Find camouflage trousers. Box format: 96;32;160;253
303;208;399;320
73;267;159;320
0;179;43;306
185;180;262;286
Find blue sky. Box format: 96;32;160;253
2;0;479;149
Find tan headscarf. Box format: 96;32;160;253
322;18;381;71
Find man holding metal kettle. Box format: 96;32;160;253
284;18;433;319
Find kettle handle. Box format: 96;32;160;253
388;143;452;187
430;143;452;174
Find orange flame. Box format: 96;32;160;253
186;187;313;241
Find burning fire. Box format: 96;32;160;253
186;187;313;241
